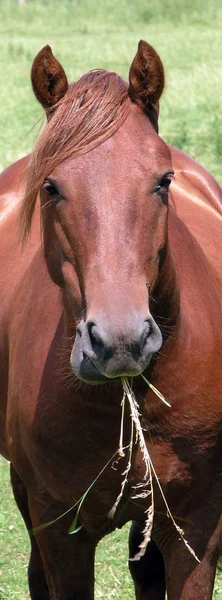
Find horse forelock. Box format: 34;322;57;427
20;69;131;243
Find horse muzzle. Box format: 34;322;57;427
70;314;163;384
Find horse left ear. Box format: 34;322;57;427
128;41;165;127
31;45;68;113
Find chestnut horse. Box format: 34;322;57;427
0;41;221;600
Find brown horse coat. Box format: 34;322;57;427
0;42;221;600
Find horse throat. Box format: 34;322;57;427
151;244;180;343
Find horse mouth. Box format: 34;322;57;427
70;350;153;385
76;355;120;385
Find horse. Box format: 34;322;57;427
0;40;221;600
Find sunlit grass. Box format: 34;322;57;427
0;0;221;181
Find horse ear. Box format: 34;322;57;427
31;45;68;113
128;40;164;122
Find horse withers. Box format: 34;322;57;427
0;41;221;600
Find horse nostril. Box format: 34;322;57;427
87;321;100;345
87;321;114;361
87;321;106;359
87;321;96;339
140;320;152;351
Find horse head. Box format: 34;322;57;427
20;42;177;384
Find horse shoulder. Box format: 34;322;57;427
0;156;41;454
170;145;222;213
169;146;222;285
0;156;29;219
0;155;40;304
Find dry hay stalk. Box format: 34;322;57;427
109;377;200;563
33;375;200;564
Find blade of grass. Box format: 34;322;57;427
141;374;171;407
32;450;119;536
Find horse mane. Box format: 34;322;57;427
20;69;131;243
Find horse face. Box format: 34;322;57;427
28;41;174;383
40;105;173;383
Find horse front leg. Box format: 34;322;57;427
27;490;99;600
10;465;50;600
162;515;221;600
165;537;219;600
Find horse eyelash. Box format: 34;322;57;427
41;196;62;209
41;183;63;209
41;178;63;207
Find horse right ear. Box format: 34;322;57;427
31;45;68;113
128;41;165;130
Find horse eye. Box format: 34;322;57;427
155;173;174;195
42;180;59;197
41;179;63;209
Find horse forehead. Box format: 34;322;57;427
54;106;171;184
90;120;170;168
110;106;170;167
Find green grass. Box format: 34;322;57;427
1;458;222;599
0;459;134;599
0;0;222;181
0;1;221;598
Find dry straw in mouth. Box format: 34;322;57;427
32;375;200;564
116;377;200;563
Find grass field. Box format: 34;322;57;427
0;0;221;598
0;0;222;182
